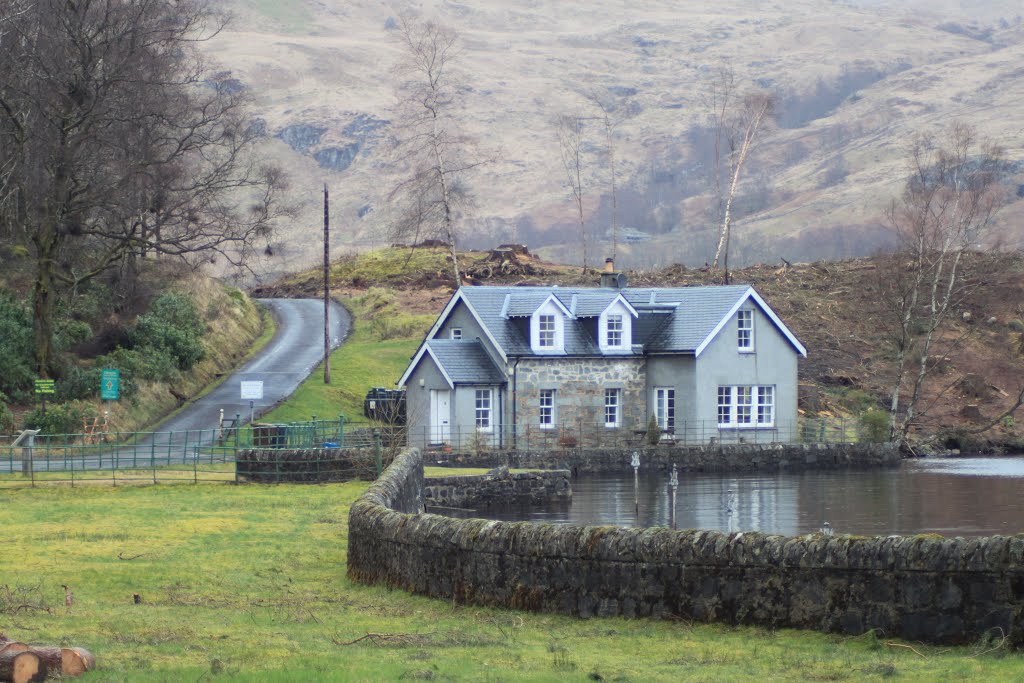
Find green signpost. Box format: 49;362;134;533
100;368;120;401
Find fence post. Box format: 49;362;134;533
235;413;241;457
373;428;383;477
338;414;345;448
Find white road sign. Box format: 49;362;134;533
240;381;264;400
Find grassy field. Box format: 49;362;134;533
4;481;1024;682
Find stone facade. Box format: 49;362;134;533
424;466;571;509
514;357;647;436
348;448;1024;645
433;442;901;474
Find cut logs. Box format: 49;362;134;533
29;647;95;677
0;636;94;681
0;651;44;683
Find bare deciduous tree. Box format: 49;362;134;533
880;123;1009;443
386;14;488;283
555;114;589;272
705;67;775;282
0;0;287;376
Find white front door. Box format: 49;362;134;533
429;389;451;444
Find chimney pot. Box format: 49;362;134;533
604;258;614;273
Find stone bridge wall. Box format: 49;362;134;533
348;448;1024;645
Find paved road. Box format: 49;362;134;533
5;298;351;472
156;298;350;434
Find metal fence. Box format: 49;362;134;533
406;417;875;452
0;416;390;489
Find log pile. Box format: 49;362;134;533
0;636;94;682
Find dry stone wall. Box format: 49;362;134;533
348;448;1024;645
435;442;900;473
424;467;571;509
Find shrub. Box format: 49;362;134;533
22;401;90;436
0;393;15;434
646;415;661;446
0;296;36;402
56;364;102;402
130;292;206;370
858;408;890;443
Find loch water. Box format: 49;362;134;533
436;457;1024;538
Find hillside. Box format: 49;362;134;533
260;246;1024;449
203;0;1024;279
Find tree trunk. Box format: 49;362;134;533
0;650;45;683
32;239;58;378
27;647;94;677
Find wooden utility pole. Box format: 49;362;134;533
323;184;331;385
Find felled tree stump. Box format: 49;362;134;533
0;650;45;683
29;647;95;677
0;636;94;680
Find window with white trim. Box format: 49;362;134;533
450;328;463;340
475;389;492;432
757;386;774;425
606;315;623;347
654;387;675;432
604;389;621;428
539;389;555;429
717;386;731;425
737;310;754;351
718;385;775;427
538;314;556;348
736;386;753;424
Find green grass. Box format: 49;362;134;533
262;291;431;424
2;481;1023;681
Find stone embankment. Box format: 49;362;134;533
435;442;899;474
348;447;1024;645
424;466;571;509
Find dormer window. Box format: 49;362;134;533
530;297;568;352
598;296;636;353
737;310;754;351
606;315;623;347
538;315;556;347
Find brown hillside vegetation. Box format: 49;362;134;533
261;246;1024;447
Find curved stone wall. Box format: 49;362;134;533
347;448;1024;645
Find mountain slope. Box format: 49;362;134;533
204;0;1024;278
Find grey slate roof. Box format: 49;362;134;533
425;339;506;385
457;284;758;356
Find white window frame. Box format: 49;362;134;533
598;299;634;353
475;388;493;432
717;385;775;428
737;309;754;352
539;389;556;429
604;388;621;428
450;327;463;340
717;386;731;426
757;386;774;426
654;387;675;432
538;314;556;347
605;315;623;348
